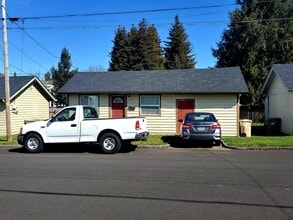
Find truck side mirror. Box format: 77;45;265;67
50;116;55;122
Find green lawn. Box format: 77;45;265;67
0;135;18;145
222;136;293;148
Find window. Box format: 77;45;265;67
140;95;160;115
80;95;98;109
55;108;76;121
83;106;98;119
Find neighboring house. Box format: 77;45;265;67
59;67;248;136
261;64;293;135
0;76;56;136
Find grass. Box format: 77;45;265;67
222;136;293;148
1;124;292;148
0;135;18;145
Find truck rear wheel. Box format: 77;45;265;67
24;133;44;153
99;133;121;154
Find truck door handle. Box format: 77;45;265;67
71;124;77;127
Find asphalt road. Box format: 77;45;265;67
0;145;292;220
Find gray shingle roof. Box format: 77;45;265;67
0;76;34;99
261;64;293;93
273;64;293;90
0;76;56;101
59;67;248;94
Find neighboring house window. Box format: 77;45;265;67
80;95;98;109
140;95;160;115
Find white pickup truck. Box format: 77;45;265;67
17;105;149;153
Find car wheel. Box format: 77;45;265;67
24;133;44;153
99;133;121;154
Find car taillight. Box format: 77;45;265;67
135;120;140;130
211;123;221;130
182;124;193;129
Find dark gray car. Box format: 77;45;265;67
178;112;221;146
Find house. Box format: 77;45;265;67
59;67;248;136
261;64;293;135
0;76;56;136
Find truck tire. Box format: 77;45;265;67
24;133;44;153
99;133;121;154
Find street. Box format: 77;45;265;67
0;145;292;220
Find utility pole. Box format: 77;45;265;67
1;0;11;142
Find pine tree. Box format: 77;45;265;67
109;26;130;71
144;25;164;70
109;19;164;71
213;0;293;106
52;47;78;105
164;15;196;69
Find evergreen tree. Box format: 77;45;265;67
109;19;164;71
109;26;130;71
144;25;165;70
213;0;293;106
164;15;196;69
52;47;78;105
44;72;51;80
128;25;139;70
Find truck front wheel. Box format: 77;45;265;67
24;133;44;153
99;133;121;154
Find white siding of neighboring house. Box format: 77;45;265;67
67;93;239;136
0;84;50;136
266;74;293;135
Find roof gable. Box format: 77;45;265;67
261;64;293;94
0;76;56;101
59;67;248;94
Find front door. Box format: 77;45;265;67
111;95;126;118
176;99;194;134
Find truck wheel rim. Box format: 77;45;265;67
27;138;39;150
103;137;115;150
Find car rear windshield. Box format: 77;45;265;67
185;113;216;122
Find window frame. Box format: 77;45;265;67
79;95;99;109
140;95;161;116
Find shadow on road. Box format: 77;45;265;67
161;135;215;148
9;143;137;154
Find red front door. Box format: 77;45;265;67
176;99;194;134
111;95;125;118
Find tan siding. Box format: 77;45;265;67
66;93;239;136
145;94;238;136
99;95;110;118
0;102;5;135
126;95;140;117
0;84;50;136
68;94;79;105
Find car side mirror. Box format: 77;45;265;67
178;119;183;123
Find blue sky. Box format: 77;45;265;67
2;0;238;79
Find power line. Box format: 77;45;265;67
5;17;292;30
8;40;50;72
19;3;237;20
